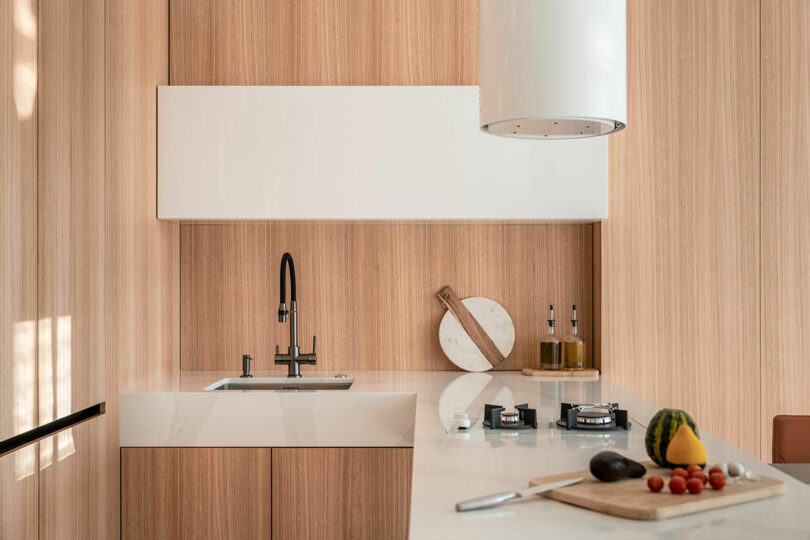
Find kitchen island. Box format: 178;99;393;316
121;371;810;539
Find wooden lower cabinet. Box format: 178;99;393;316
272;448;413;540
121;448;272;540
121;447;413;540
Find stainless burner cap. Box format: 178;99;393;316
577;409;613;425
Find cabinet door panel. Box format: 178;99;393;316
38;0;106;420
272;448;413;540
1;0;38;444
121;447;272;540
0;445;38;540
38;415;107;540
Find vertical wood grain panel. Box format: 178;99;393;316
1;0;38;446
761;0;810;462
272;448;412;540
38;417;106;540
38;0;105;422
601;0;760;456
122;447;272;540
170;0;478;85
0;445;38;540
37;0;107;537
106;0;178;536
181;223;593;371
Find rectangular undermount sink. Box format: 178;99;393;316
204;377;354;391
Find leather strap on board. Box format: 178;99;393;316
436;286;506;368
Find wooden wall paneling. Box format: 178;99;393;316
761;0;810;462
180;223;593;371
1;0;38;444
38;417;107;540
0;445;38;540
169;0;479;85
121;447;272;540
106;0;178;536
272;448;413;540
601;0;760;456
38;0;105;421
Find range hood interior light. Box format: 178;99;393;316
479;0;627;139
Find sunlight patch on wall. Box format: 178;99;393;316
38;316;75;469
13;0;36;119
13;320;36;480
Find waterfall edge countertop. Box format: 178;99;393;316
121;371;810;539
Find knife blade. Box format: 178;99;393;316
455;477;583;512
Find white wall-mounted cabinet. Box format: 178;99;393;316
157;86;607;220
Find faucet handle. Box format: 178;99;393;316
312;335;317;354
275;344;280;355
240;354;253;378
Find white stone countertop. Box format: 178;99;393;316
121;370;810;539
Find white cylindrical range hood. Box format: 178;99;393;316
480;0;627;139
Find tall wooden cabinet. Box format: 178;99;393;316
2;0;137;538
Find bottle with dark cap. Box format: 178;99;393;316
537;305;562;370
563;304;586;370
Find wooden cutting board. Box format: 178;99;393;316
529;462;786;521
521;367;600;380
437;287;515;372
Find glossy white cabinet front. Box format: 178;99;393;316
157;86;607;220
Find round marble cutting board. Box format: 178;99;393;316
439;297;515;372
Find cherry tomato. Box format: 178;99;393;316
690;471;708;485
647;475;665;492
686;477;704;494
709;473;727;490
708;466;725;477
669;477;687;494
671;468;689;480
686;464;702;474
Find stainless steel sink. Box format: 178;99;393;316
205;377;353;391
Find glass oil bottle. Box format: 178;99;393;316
563;304;586;370
538;305;562;370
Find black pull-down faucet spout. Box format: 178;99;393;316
278;252;296;322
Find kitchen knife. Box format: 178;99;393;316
455;477;584;512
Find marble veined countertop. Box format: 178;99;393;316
121;370;810;539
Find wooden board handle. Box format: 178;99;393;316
436;286;506;368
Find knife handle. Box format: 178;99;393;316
455;491;519;512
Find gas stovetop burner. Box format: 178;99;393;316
483;403;538;430
555;402;631;431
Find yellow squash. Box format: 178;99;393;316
665;424;707;467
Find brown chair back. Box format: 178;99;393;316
772;415;810;463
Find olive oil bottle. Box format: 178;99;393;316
538;305;562;370
563;304;586;370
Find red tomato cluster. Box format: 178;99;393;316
647;464;727;495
